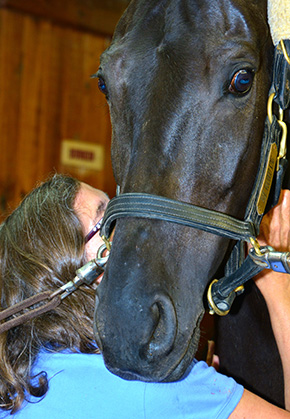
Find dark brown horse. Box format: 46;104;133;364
94;0;286;407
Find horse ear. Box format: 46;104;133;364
111;1;139;40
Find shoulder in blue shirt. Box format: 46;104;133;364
7;351;243;419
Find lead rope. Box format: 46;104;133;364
0;244;109;334
0;292;61;334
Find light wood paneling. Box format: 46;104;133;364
0;8;116;221
0;0;130;35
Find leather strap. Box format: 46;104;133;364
272;40;290;110
209;256;264;312
0;292;61;334
101;193;256;242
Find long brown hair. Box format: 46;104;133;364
0;174;98;413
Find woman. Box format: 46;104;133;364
0;174;108;414
1;173;290;418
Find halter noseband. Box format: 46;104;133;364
101;40;290;316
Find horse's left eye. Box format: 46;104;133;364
98;77;109;97
229;69;254;94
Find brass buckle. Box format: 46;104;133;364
249;237;263;256
207;279;230;316
207;279;244;316
101;235;112;251
267;92;288;171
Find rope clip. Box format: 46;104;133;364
52;243;110;300
248;245;290;274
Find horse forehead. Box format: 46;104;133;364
102;0;266;78
114;0;265;36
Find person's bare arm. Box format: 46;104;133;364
230;389;290;418
230;190;290;417
254;190;290;410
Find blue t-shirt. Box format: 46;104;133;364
8;351;243;419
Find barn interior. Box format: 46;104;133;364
0;0;130;221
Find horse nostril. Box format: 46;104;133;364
140;294;177;361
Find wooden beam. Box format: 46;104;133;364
0;0;130;35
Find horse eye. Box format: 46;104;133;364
98;77;109;96
229;69;254;94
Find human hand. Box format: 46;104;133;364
254;190;290;307
258;189;290;251
253;192;290;411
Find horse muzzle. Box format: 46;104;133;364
94;268;202;382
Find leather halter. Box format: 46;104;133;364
101;40;290;316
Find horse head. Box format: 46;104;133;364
94;0;273;382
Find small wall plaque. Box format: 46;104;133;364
61;140;104;171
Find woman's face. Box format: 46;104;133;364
74;182;109;263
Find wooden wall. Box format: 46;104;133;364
0;2;128;221
0;0;130;36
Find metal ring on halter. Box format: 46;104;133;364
267;91;287;126
277;100;287;161
277;120;288;166
207;280;230;316
249;237;263;257
101;235;112;251
266;92;287;170
267;92;275;124
96;243;110;267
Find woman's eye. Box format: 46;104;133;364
229;69;254;94
98;77;109;97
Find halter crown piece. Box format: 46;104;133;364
100;0;290;316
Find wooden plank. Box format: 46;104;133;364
57;30;116;197
32;20;63;182
14;13;47;201
0;8;116;222
0;0;130;35
0;9;23;215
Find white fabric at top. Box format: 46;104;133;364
268;0;290;45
